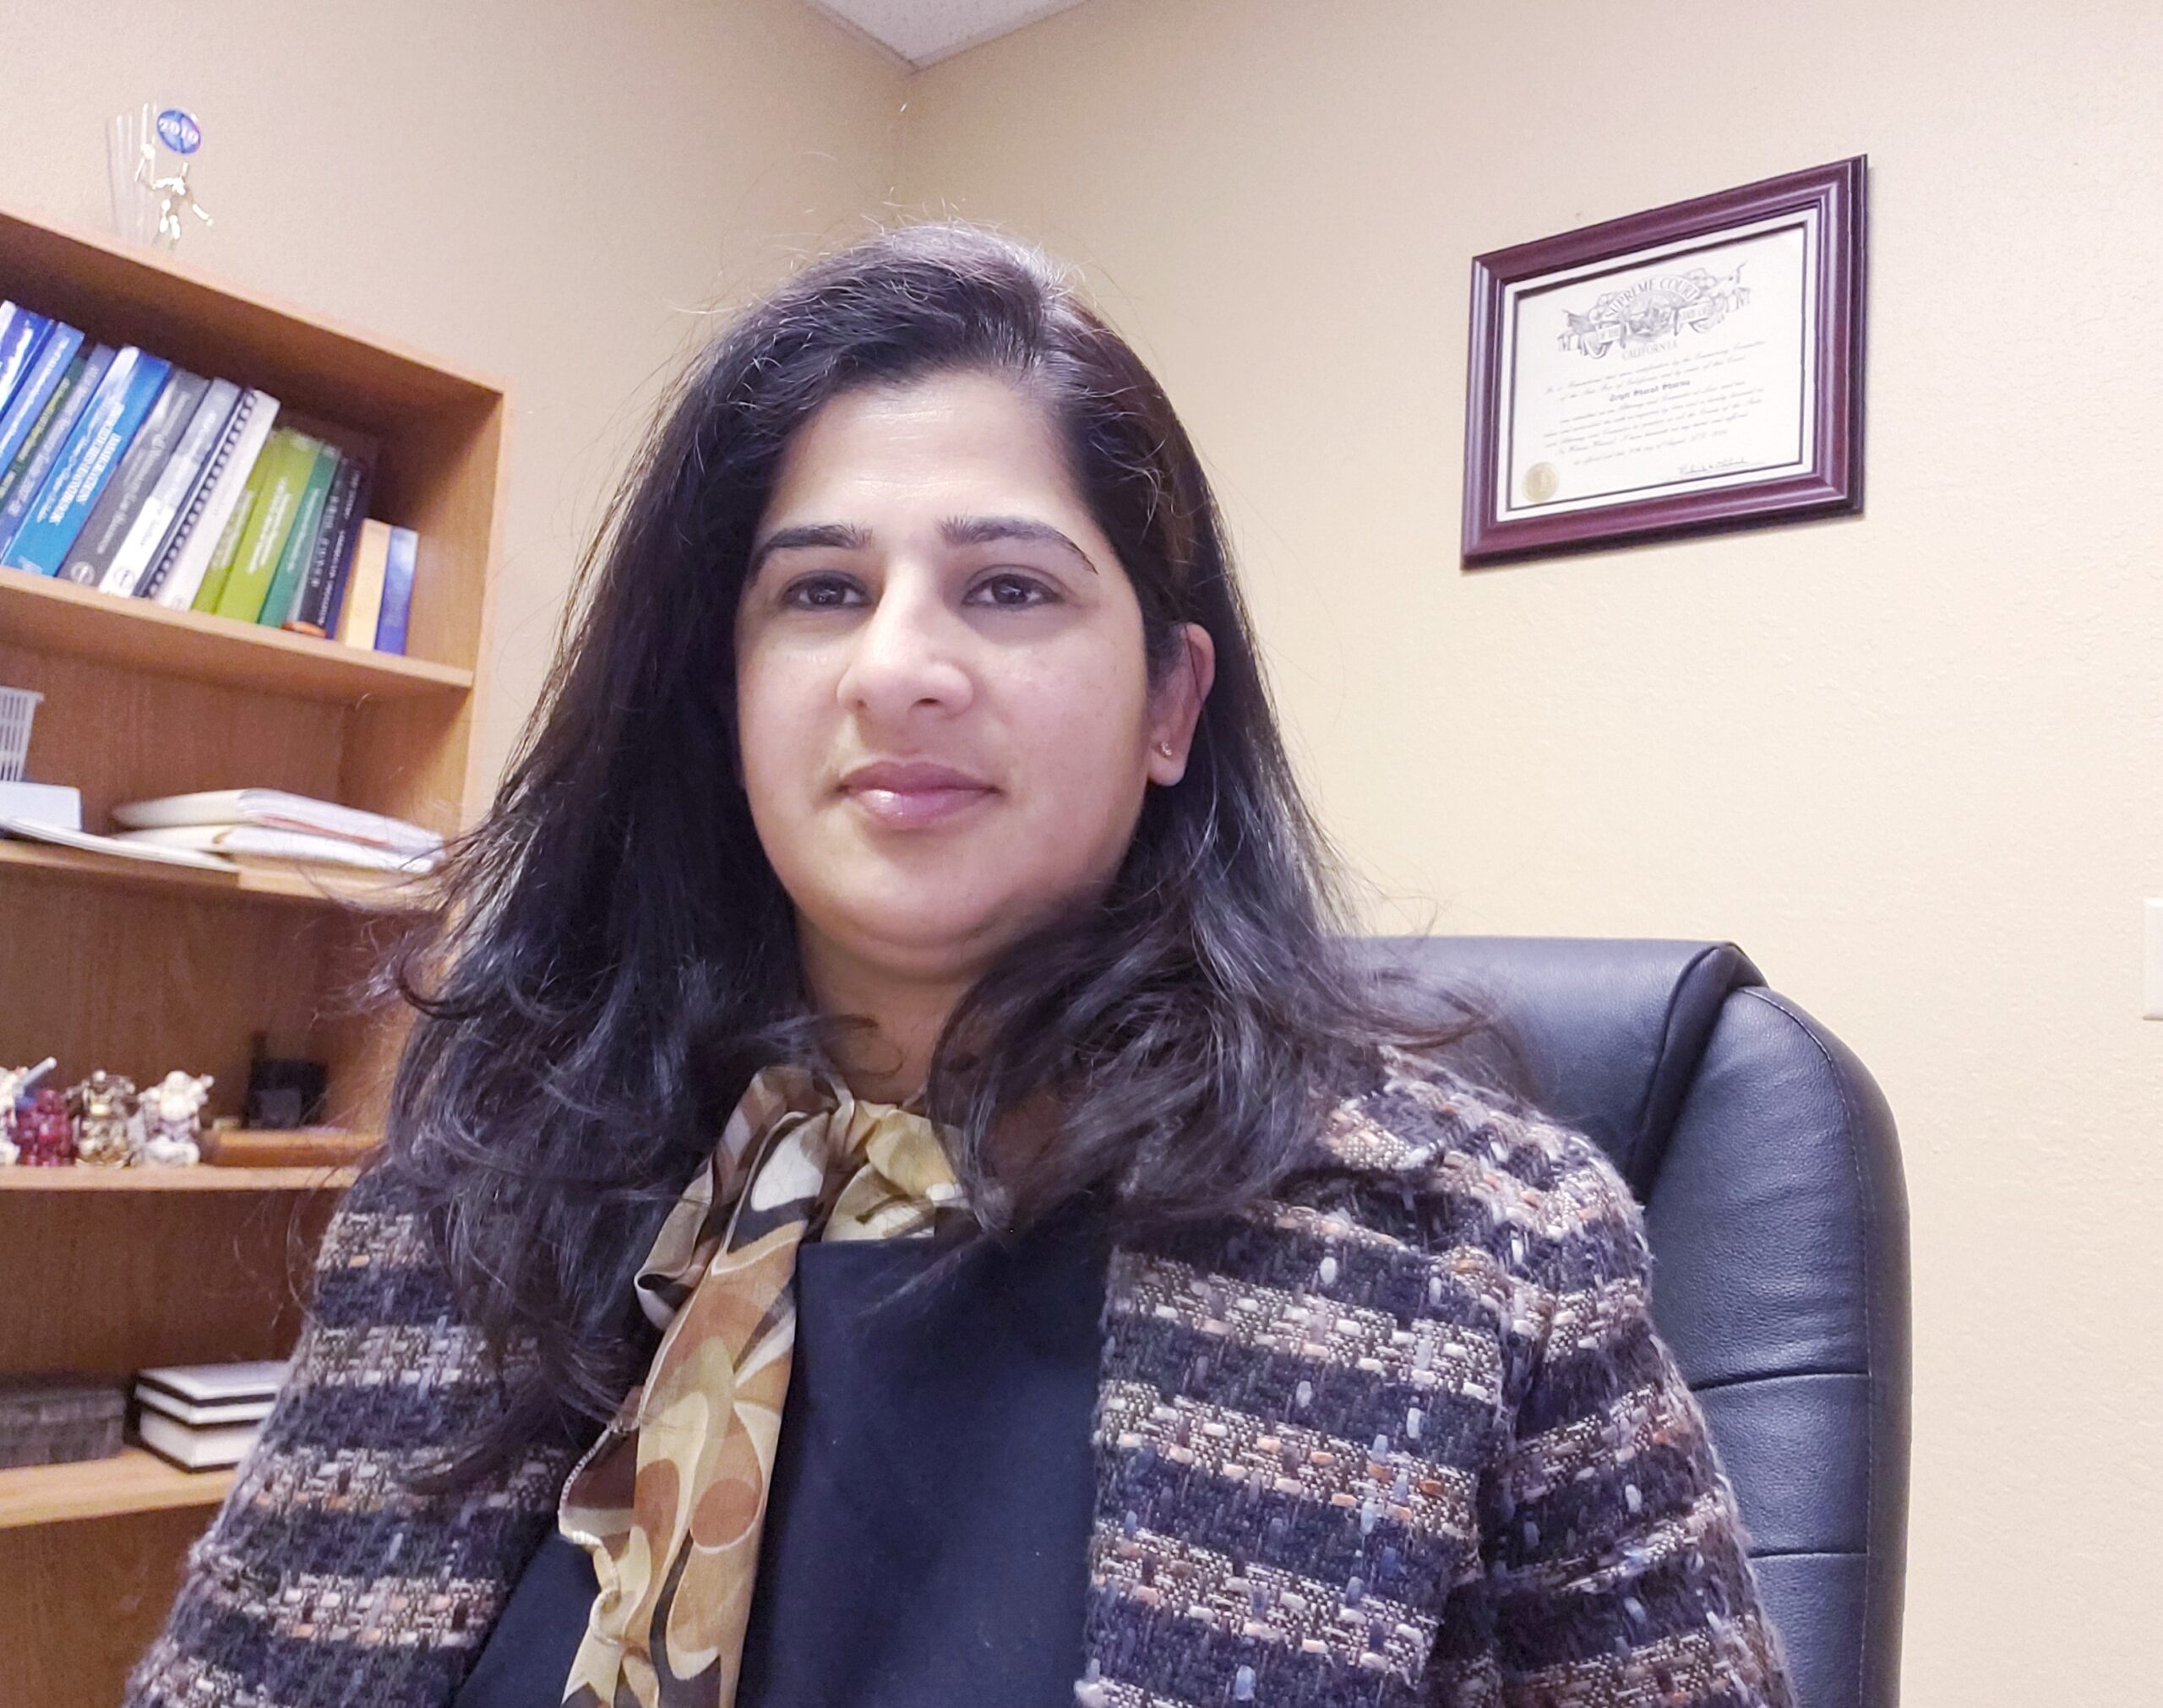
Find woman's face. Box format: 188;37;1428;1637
734;370;1213;995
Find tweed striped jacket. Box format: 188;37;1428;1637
124;1046;1792;1707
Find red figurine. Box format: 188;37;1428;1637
15;1086;75;1166
0;1057;57;1165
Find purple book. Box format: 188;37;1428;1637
373;525;418;654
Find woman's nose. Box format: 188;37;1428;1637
835;570;974;720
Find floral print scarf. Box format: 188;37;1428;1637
557;1061;965;1707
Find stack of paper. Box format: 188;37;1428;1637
133;1360;288;1471
108;789;444;874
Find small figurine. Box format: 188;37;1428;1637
68;1072;142;1168
0;1058;59;1167
143;157;211;247
0;1058;57;1113
16;1087;76;1166
140;1070;214;1167
134;109;210;250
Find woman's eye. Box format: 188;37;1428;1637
968;572;1058;608
779;574;861;610
776;570;1057;611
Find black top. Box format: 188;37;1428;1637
454;1212;1108;1707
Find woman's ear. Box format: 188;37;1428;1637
1147;623;1217;786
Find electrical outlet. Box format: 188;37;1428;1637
2147;900;2163;1020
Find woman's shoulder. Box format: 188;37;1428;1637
1281;1042;1649;1288
302;1160;480;1335
313;1157;438;1271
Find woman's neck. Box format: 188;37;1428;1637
823;1026;938;1107
798;940;968;1108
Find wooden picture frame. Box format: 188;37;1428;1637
1462;155;1866;566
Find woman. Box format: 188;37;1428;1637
126;225;1791;1708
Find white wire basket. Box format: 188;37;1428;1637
0;687;42;783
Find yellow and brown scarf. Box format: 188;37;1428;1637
556;1061;964;1708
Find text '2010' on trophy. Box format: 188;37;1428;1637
107;104;211;251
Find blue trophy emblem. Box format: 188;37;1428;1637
155;108;202;155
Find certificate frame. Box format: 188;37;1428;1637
1462;156;1866;566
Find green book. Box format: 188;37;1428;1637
191;434;283;614
210;430;319;623
254;442;339;627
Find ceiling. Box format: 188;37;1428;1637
805;0;1092;68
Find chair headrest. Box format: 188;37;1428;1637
1354;935;1763;1193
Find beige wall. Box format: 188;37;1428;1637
0;0;906;787
8;0;2157;1699
896;1;2163;1701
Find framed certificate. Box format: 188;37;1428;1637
1462;156;1866;565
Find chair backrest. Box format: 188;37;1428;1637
1356;936;1910;1708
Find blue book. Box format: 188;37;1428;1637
373;524;418;654
0;345;113;560
0;322;83;482
0;347;172;576
0;352;81;517
0;306;52;416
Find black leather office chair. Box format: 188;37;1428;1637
1357;937;1909;1708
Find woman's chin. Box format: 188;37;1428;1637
813;889;1049;971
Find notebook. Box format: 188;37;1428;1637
135;1360;289;1406
134;1384;278;1429
134;1407;263;1471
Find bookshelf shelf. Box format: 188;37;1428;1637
0;1164;359;1193
0;199;504;1705
0;200;504;430
0;568;474;700
0;1448;235;1532
0;837;433;911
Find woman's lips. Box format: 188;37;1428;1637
844;783;994;829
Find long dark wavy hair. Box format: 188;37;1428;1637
383;221;1498;1482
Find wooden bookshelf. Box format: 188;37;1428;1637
0;838;434;910
0;199;505;1705
0;1164;359;1193
0;568;475;698
0;1450;234;1532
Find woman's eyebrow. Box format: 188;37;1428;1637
747;516;1099;579
747;522;871;576
941;514;1098;574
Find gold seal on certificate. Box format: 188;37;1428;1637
1462;158;1866;564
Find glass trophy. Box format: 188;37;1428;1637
106;104;210;249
